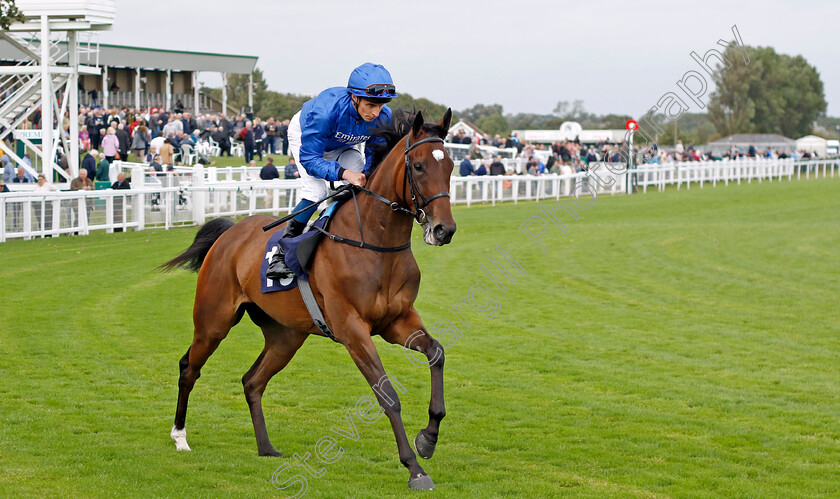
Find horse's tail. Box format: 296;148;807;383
159;218;236;273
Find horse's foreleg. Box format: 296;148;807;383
242;325;308;456
344;330;434;490
381;309;445;460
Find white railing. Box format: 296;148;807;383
1;158;837;241
632;158;837;193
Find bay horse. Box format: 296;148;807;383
161;109;455;490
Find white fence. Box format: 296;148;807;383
1;158;837;242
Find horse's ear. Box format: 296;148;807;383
438;108;452;132
412;111;424;137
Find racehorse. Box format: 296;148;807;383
161;109;455;490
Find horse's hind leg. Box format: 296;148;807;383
381;309;445;461
242;307;308;456
171;295;244;451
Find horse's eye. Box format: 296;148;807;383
413;162;424;172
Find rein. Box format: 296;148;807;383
262;134;450;253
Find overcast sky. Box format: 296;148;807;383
101;0;838;118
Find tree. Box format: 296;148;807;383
459;103;503;123
475;114;510;137
390;93;451;123
708;44;826;138
221;68;269;115
1;0;25;30
552;99;587;121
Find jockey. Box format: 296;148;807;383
266;63;397;280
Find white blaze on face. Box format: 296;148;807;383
432;149;444;161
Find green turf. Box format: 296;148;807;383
1;177;838;498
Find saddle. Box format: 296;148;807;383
260;202;339;294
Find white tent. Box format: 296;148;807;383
795;135;828;156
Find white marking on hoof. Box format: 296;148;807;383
432;149;444;161
171;425;191;451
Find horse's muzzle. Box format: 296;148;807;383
432;223;456;245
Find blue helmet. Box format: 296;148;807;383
347;63;398;100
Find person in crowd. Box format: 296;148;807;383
163;114;183;137
131;121;150;161
2;153;14;183
183;112;197;135
265;117;279;154
10;167;33;229
459;155;475;176
285;157;300;180
149;131;165;157
79;127;90;151
475;162;487;176
111;171;130;231
33;173;59;232
451;129;470;144
489;156;506;175
211;126;230;157
148;154;163;174
159;138;175;166
71;168;93;191
253;118;265;161
260;157;279;180
279;119;290;155
101;127;120;163
96;154;110;182
81;149;98;180
111;171;130;190
12;166;34;184
238;121;256;163
116;123;131;160
85;111;100;150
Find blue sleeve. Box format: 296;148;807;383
298;104;342;182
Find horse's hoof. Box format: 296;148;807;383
408;473;435;490
414;430;436;459
170;425;191;451
259;449;284;457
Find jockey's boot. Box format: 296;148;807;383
265;218;307;280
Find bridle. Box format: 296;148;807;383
355;134;450;225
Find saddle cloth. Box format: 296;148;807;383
260;202;338;293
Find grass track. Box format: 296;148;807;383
0;177;838;498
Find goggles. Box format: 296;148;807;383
349;83;396;97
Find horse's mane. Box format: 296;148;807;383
368;109;447;173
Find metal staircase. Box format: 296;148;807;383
0;1;113;181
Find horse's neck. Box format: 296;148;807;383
335;148;413;249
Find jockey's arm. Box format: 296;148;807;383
298;105;344;182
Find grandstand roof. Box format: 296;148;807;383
0;40;258;74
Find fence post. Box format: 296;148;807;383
192;165;206;224
105;195;114;232
131;166;145;231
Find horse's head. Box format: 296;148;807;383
403;109;456;246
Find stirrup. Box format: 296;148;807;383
266;250;293;280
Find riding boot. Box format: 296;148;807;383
265;219;307;280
